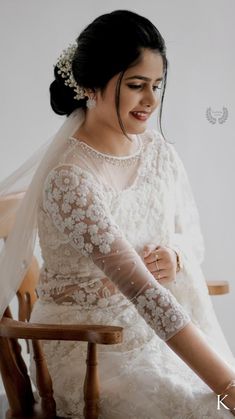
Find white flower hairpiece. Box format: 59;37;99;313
55;43;86;101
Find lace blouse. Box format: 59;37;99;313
36;129;198;341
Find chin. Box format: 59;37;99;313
138;125;148;133
126;124;148;135
130;126;148;135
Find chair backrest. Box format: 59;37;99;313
0;193;57;418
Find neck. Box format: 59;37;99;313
74;111;136;156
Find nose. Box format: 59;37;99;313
141;88;160;109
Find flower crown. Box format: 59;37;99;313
55;43;86;101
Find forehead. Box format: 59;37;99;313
126;49;164;78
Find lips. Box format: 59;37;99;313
130;111;150;121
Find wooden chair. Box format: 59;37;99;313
0;193;123;418
0;193;229;418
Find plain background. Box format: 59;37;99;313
0;0;235;400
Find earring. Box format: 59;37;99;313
86;96;97;109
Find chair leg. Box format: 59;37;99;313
83;343;100;419
0;337;35;416
32;339;57;417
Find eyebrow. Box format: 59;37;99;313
125;75;163;82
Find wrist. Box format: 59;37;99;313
219;379;235;396
217;379;235;415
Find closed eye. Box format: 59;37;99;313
127;84;162;91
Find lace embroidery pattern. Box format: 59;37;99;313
42;163;190;342
36;267;124;309
134;286;190;341
43;165;122;257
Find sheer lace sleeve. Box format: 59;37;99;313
43;164;191;341
166;141;205;267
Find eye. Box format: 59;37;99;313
127;84;163;91
153;81;163;91
153;85;162;91
127;84;142;89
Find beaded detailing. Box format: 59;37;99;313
67;136;143;167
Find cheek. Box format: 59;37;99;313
120;96;137;115
120;87;137;106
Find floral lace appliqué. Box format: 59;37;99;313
43;165;122;257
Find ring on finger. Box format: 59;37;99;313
155;261;159;271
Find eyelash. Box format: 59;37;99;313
127;84;162;91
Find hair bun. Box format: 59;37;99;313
49;67;86;116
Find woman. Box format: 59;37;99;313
1;9;235;419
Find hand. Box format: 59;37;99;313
142;244;178;285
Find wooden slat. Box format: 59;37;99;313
17;256;39;322
207;280;229;295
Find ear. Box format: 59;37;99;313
85;88;97;99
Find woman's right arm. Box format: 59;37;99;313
43;164;235;414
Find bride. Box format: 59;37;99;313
1;9;235;419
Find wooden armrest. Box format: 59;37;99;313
0;317;123;345
207;280;229;295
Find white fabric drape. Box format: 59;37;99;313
0;109;85;317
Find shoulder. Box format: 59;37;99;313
141;128;179;159
141;129;186;178
45;163;95;186
43;163;102;200
42;163;106;215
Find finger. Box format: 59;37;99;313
147;260;164;272
155;247;169;258
144;249;163;263
149;258;172;270
157;269;168;280
151;269;168;280
154;271;175;284
146;247;174;265
158;277;175;285
143;243;158;258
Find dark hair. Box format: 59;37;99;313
50;9;168;139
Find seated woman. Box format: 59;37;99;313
1;9;235;419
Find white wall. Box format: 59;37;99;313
0;0;234;398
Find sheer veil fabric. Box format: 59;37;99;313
0;109;85;317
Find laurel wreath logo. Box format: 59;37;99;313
206;107;228;124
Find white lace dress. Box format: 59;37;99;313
30;129;235;419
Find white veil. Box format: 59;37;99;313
0;108;85;318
